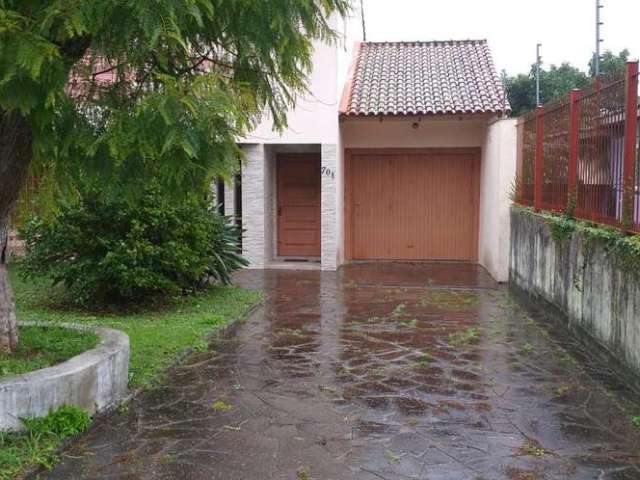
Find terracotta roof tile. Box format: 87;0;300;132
341;40;510;117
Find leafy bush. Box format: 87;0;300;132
20;186;247;306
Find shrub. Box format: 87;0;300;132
20;185;247;306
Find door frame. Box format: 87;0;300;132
344;147;482;262
276;152;321;258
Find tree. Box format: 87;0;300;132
503;71;534;117
0;0;349;353
505;49;632;117
589;49;630;77
504;63;589;116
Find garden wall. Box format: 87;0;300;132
0;324;129;431
510;208;640;378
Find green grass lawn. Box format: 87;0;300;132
0;326;98;379
8;265;261;389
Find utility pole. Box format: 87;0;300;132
536;43;542;106
360;0;367;41
595;0;603;76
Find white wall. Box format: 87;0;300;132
478;118;517;282
245;21;341;145
236;9;362;269
242;7;365;146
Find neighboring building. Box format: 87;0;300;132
228;19;517;281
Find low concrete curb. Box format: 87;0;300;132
0;322;129;431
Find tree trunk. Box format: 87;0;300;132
0;218;18;353
0;109;34;353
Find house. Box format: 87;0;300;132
223;19;517;282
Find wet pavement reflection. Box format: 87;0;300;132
44;263;640;479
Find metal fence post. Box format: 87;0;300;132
534;106;544;211
567;89;581;214
622;61;639;230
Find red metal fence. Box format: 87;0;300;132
516;61;640;234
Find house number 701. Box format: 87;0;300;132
321;166;335;179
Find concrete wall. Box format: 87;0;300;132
479;118;517;282
0;323;129;431
510;209;640;377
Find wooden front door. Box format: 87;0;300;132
346;149;480;261
277;154;321;257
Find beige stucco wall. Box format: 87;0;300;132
341;117;487;149
338;116;488;268
339;116;517;282
479;118;517;282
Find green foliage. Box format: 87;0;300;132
547;214;576;244
1;0;349;203
19;184;247;306
632;415;640;428
503;49;629;116
20;405;91;439
516;207;640;277
0;325;98;378
504;63;590;117
589;49;630;77
448;327;480;347
211;399;233;412
0;405;91;479
207;211;249;286
9;264;261;389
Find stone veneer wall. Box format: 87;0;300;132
241;144;267;269
240;143;338;270
321;143;338;270
510;208;640;378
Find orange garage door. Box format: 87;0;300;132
346;149;480;261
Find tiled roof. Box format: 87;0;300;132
340;40;510;117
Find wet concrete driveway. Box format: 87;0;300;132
45;263;640;479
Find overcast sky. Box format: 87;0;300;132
358;0;639;75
